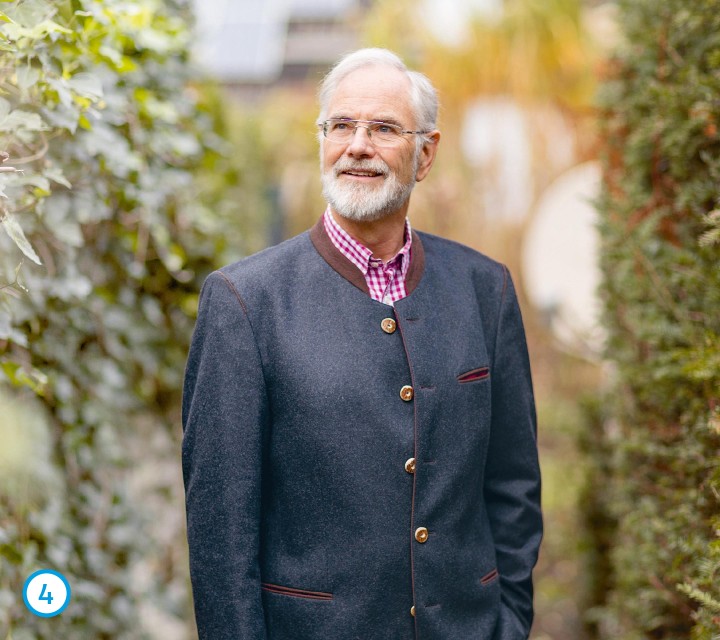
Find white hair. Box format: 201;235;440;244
317;48;439;142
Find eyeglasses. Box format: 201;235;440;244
318;118;429;147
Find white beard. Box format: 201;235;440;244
321;157;416;222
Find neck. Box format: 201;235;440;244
331;206;408;263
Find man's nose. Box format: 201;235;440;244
345;125;376;156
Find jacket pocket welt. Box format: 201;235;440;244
480;568;499;586
457;366;490;383
261;582;333;601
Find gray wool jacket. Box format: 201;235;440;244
182;218;542;640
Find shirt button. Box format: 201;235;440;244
400;385;414;401
410;605;416;617
381;318;397;334
415;527;429;543
404;457;416;474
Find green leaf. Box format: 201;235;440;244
0;361;48;393
0;108;46;132
47;77;75;110
9;173;50;192
45;166;71;189
16;64;40;90
2;0;56;27
0;96;10;119
0;543;23;564
0;211;42;264
67;72;103;99
40;103;79;133
1;19;71;40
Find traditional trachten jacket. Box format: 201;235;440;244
182;218;543;640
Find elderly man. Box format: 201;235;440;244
182;48;542;639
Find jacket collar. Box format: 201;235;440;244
310;215;425;296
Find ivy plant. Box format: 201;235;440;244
0;0;233;637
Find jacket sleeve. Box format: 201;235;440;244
182;271;269;640
485;267;543;640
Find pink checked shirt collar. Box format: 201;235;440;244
323;208;412;306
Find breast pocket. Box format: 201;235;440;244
457;366;490;384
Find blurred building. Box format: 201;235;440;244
191;0;371;102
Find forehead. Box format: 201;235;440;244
327;65;415;124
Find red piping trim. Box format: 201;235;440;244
217;271;249;315
260;582;333;601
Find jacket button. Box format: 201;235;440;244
410;605;416;617
400;385;414;401
404;457;416;474
381;318;396;334
415;527;429;543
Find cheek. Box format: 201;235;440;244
321;144;343;172
394;153;417;181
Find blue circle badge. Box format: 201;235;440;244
23;569;71;617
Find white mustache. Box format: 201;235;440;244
332;159;389;177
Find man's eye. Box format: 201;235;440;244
375;125;395;134
333;122;351;131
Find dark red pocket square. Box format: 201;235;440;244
480;568;499;585
457;367;490;383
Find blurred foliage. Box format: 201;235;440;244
364;0;599;110
0;0;237;636
228;89;325;242
592;0;720;637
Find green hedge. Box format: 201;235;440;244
0;0;233;637
591;0;720;638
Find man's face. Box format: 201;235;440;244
320;66;424;222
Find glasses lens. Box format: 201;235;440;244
369;122;402;145
326;120;354;143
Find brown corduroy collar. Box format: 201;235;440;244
309;215;426;296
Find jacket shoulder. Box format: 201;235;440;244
417;231;508;290
218;231;312;284
201;232;320;311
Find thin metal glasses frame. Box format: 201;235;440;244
318;118;430;145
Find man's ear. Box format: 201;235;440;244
415;130;441;183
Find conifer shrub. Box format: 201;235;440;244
592;0;720;637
